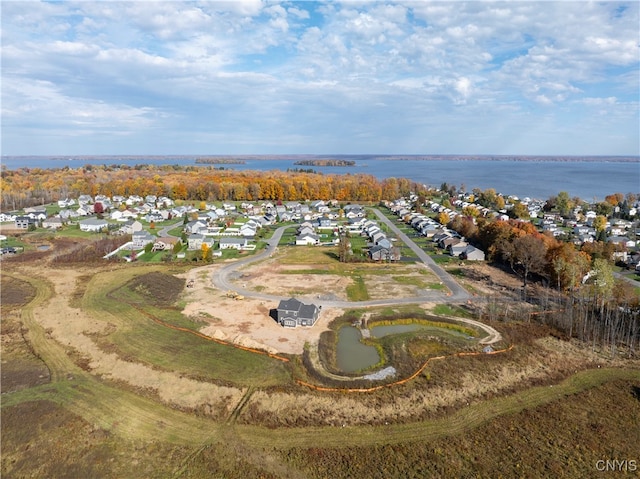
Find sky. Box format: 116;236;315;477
1;1;639;156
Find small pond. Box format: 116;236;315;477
335;322;476;373
37;244;50;251
336;326;380;373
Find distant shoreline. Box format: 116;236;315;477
2;154;639;164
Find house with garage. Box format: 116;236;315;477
296;232;319;246
132;231;156;249
219;237;249;250
276;298;320;327
79;218;108;232
368;245;401;262
42;217;64;229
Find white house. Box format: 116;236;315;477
132;231;156;248
42;217;64;229
79;218;108;232
219;238;248;250
188;234;205;250
296;233;319;246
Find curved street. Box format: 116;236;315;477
210;208;471;308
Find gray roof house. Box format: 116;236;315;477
460;245;486;261
79;218;108;232
15;216;36;229
42;217;64;229
276;298;320;328
132;231;156;248
219;237;248;250
369;245;401;262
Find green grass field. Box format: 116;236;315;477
83;267;292;387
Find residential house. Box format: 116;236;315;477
24;207;47;216
42;217;64;229
185;220;207;235
79;218;108;232
276;298;320;327
240;224;257;238
296;232;319;246
315;218;333;230
15;216;36;229
219;238;248;250
153;237;180;251
448;241;469;257
119;220;143;235
460;245;486;261
369;245;401;262
57;198;75;208
132;231;156;248
376;238;393;249
188;234;205;250
371;231;387;245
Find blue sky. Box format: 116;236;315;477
2;1;639;156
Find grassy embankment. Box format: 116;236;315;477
81;266;292;388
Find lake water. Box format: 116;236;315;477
2;155;638;201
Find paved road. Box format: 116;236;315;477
371;208;471;302
158;220;184;237
210;211;471;308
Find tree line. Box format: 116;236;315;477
447;214;638;357
0;165;424;211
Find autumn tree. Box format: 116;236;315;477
555;191;574;217
502;234;548;298
437;212;450;225
93;201;104;218
201;243;212;262
510;201;530;219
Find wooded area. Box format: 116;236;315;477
0;164;423;210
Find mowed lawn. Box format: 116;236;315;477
83;267;292;388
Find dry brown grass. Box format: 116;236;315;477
241;332;629;428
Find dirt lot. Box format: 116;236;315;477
179;253;452;355
180;263;346;355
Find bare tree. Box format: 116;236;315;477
511;235;548;299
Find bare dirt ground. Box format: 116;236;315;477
180;264;345;355
179;256;449;355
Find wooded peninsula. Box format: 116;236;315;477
293;159;356;166
195;158;246;164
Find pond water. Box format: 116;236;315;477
336;322;476;373
37;244;50;251
336;326;380;373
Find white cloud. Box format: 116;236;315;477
1;0;638;155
